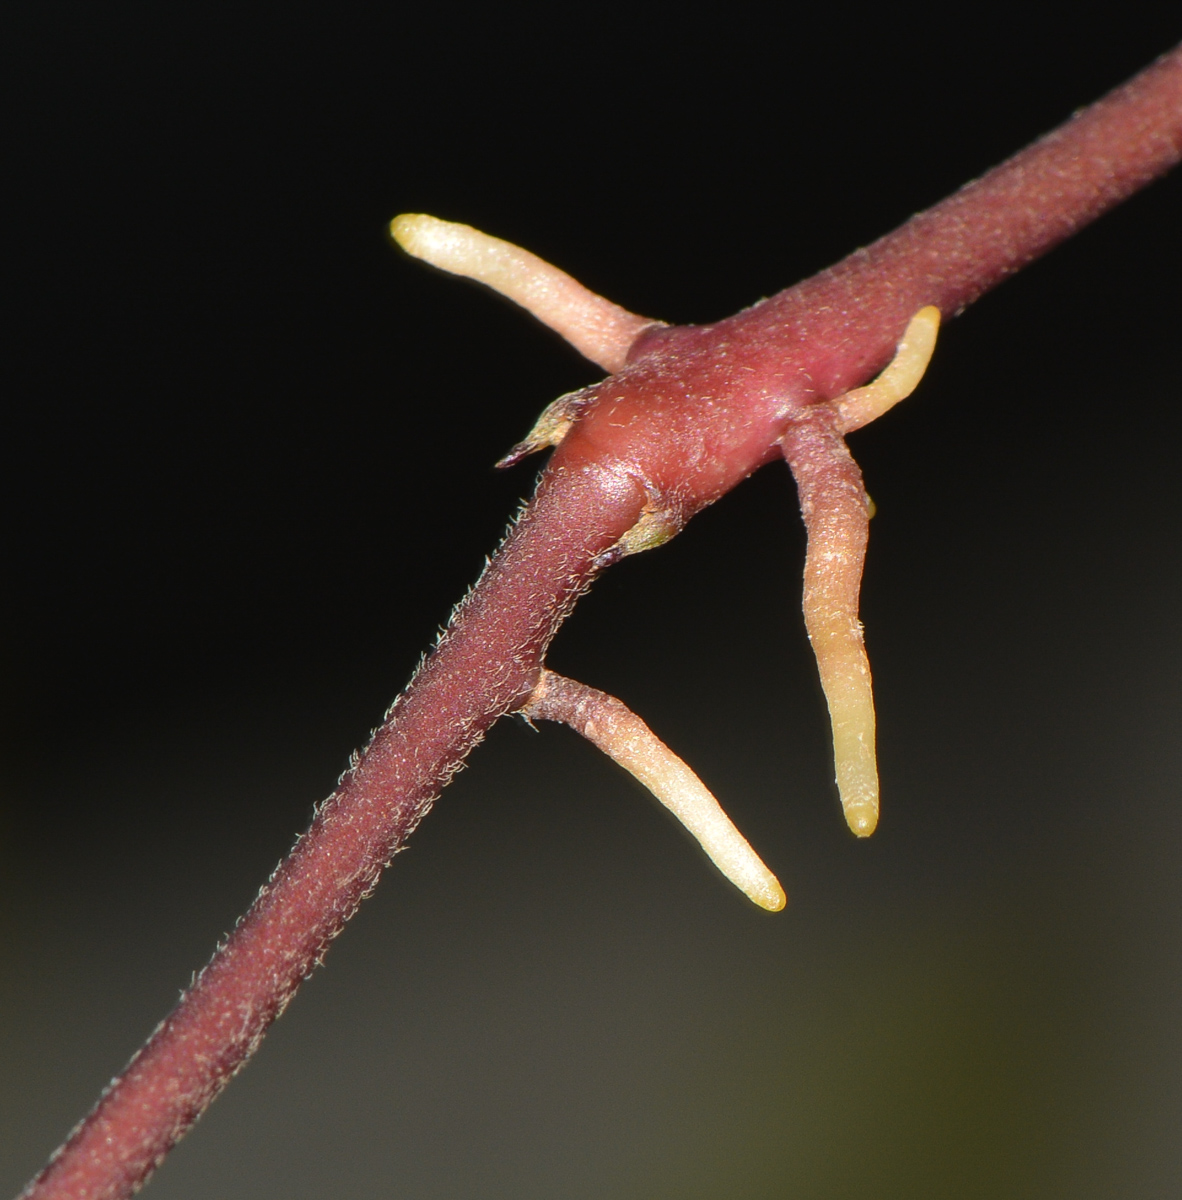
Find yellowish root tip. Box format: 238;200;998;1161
844;801;879;838
835;304;942;432
389;213;422;251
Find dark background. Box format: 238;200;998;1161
4;7;1182;1198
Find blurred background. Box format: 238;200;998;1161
4;6;1182;1197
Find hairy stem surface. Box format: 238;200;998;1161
22;44;1182;1200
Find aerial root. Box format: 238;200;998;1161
390;214;663;374
776;305;940;835
836;305;941;433
520;670;786;911
781;418;878;836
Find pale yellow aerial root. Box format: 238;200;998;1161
390;214;661;374
521;670;786;911
781;421;878;836
778;306;941;835
836;306;941;433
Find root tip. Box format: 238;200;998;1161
389;213;425;250
845;802;879;837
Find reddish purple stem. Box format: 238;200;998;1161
22;45;1182;1200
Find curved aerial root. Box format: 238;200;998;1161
781;417;878;836
390;214;662;374
521;670;786;911
837;305;940;433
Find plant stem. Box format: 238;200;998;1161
21;43;1182;1200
